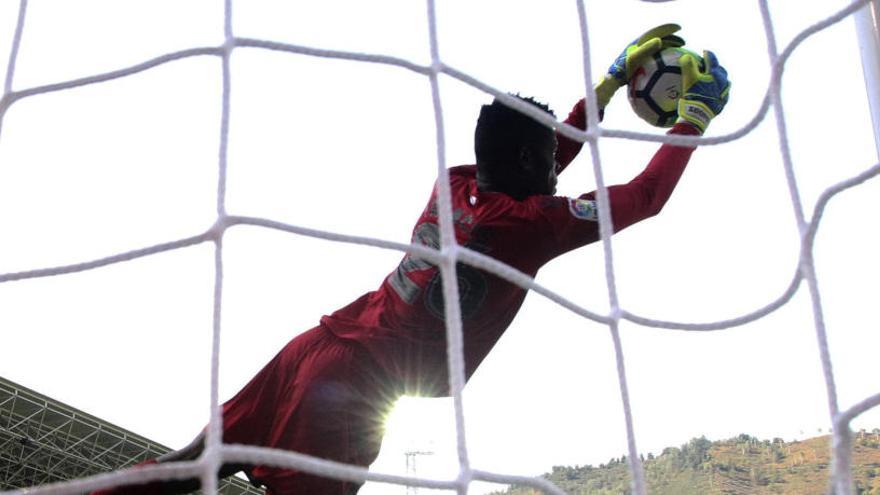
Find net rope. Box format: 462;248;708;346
1;0;879;494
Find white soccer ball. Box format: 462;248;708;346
627;47;695;128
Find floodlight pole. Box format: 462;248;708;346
855;0;880;159
405;450;434;495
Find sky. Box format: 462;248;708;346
0;1;878;494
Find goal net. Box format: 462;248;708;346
0;1;878;494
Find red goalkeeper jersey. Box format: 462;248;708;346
321;100;700;396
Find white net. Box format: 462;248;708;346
0;1;878;494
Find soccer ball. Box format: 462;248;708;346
627;47;695;128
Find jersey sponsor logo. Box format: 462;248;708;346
568;198;598;221
425;262;487;321
389;213;490;320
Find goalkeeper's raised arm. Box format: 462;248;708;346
573;49;731;237
555;24;691;174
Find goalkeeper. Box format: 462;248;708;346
94;24;729;495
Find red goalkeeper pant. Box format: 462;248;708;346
226;325;395;494
92;325;396;495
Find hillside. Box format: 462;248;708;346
493;431;880;494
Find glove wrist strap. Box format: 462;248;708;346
594;76;621;111
677;100;713;133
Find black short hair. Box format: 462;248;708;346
474;95;555;179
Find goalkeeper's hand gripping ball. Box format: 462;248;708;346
594;23;686;110
675;50;731;133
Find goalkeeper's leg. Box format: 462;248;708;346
89;434;248;495
225;325;396;494
91;326;395;495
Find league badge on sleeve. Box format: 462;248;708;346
568;198;598;221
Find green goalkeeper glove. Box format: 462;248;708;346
594;24;686;110
676;50;731;133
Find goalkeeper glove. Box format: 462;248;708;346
594;23;686;110
676;50;731;133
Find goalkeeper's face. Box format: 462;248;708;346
523;133;558;197
475;122;558;200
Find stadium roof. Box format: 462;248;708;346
0;375;262;494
